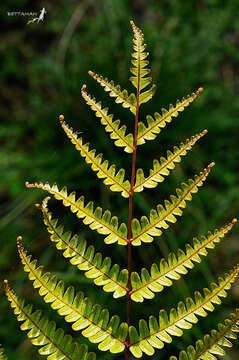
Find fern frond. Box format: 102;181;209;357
88;71;137;114
170;309;239;360
131;163;215;245
4;280;96;360
137;88;203;145
59;117;130;197
129;267;239;358
17;239;128;354
81;85;134;153
0;345;7;360
130;219;237;302
25;181;128;245
39;197;128;298
130;20;156;102
134;129;208;193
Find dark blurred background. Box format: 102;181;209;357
1;1;239;359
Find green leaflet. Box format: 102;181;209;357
17;240;128;354
131;163;215;245
40;197;128;298
25;181;128;245
170;309;239;360
60;117;130;197
130;21;156;102
4;281;96;360
137;88;204;146
130;219;237;302
81;84;134;153
129;267;239;358
88;71;137;115
134;130;208;193
0;345;7;360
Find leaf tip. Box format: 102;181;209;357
59;114;64;122
42;196;51;208
34;203;41;209
88;70;94;76
232;218;238;225
17;236;23;248
197;87;204;94
202;129;208;135
3;279;8;289
208;162;215;169
81;84;87;92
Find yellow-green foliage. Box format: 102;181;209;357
3;20;238;360
170;309;239;360
0;345;7;360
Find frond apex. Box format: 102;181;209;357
130;20;154;97
59;114;64;121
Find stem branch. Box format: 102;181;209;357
125;63;140;360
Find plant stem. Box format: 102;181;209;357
125;77;140;360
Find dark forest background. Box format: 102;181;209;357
1;1;239;359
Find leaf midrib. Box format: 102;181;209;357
130;271;237;347
137;95;196;142
130;225;230;296
82;92;134;150
7;290;74;360
27;182;128;245
133;136;199;191
44;208;128;292
62;122;130;195
132;171;207;243
97;76;136;108
20;247;126;346
194;312;239;360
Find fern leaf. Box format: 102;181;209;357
59;117;130;196
17;239;128;354
25;181;128;245
0;345;7;360
129;267;239;358
88;71;137;114
4;280;96;360
131;163;215;245
130;21;156;101
130;219;237;302
170;309;239;360
134;129;208;193
39;197;128;298
81;85;134;152
137;88;203;145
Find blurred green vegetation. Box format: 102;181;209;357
1;0;239;359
